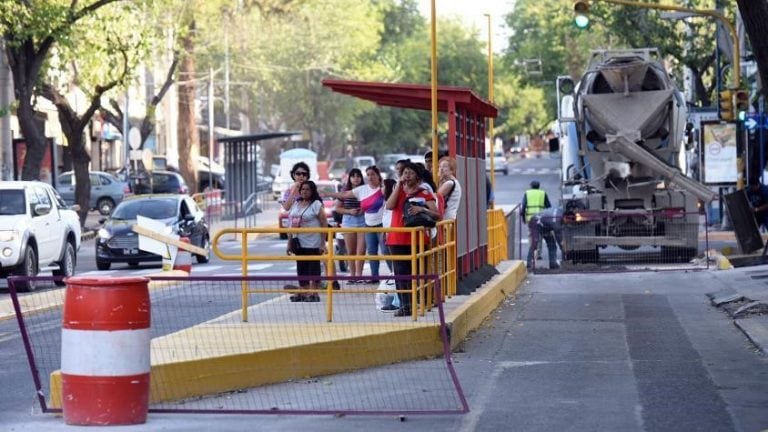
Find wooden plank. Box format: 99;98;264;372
131;225;207;256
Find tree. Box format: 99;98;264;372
736;0;768;96
0;0;123;182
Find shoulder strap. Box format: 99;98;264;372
444;180;456;202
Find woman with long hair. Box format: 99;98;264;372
438;157;462;220
385;161;439;317
285;180;328;302
335;168;366;282
326;166;386;282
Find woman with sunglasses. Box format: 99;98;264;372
280;162;312;209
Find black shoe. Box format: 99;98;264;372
289;294;305;302
394;307;411;317
332;281;341;290
305;294;320;302
381;304;398;312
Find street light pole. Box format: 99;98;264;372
429;0;438;183
485;14;495;206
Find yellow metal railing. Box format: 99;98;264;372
211;221;456;323
487;208;508;265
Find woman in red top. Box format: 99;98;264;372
385;161;439;317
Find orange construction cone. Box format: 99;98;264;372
173;237;193;273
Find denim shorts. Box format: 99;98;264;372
342;214;366;228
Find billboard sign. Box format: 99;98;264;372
701;122;738;186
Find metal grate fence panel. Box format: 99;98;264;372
8;274;467;416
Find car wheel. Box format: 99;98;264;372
196;235;210;263
13;246;38;292
96;259;111;271
279;233;288;240
97;198;116;215
53;241;76;286
503;168;509;176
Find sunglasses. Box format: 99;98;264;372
294;171;308;176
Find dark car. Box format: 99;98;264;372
95;194;209;270
151;170;190;194
128;170;190;195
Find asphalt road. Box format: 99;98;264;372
7;155;766;431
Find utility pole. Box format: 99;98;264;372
0;44;12;180
208;67;214;189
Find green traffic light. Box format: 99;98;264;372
574;14;590;28
738;111;746;122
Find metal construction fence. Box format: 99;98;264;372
8;274;468;416
528;210;710;274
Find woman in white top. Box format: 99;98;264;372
326;166;386;283
438;157;462;220
284;180;328;302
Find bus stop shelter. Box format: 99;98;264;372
217;132;299;219
322;79;498;292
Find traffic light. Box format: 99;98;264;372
734;89;749;121
573;0;590;29
719;90;734;121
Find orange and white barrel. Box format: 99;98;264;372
173;237;193;273
61;276;151;426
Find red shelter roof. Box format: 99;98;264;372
322;79;497;118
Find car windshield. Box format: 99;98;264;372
0;190;25;215
111;198;178;220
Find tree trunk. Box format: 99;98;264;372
736;0;768;95
7;41;46;181
177;29;200;193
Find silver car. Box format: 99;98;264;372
57;171;128;215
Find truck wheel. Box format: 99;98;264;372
97;198;116;215
13;246;38;292
661;246;696;263
566;248;599;264
53;241;76;286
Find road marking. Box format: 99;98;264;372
247;263;273;271
193;265;223;272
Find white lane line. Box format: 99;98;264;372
192;265;223;273
246;263;273;271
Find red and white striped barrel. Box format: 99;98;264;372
61;276;151;425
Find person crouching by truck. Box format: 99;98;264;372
527;207;564;270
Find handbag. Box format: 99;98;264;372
288;236;301;254
403;199;437;228
288;205;310;254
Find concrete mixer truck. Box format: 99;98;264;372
557;48;715;263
